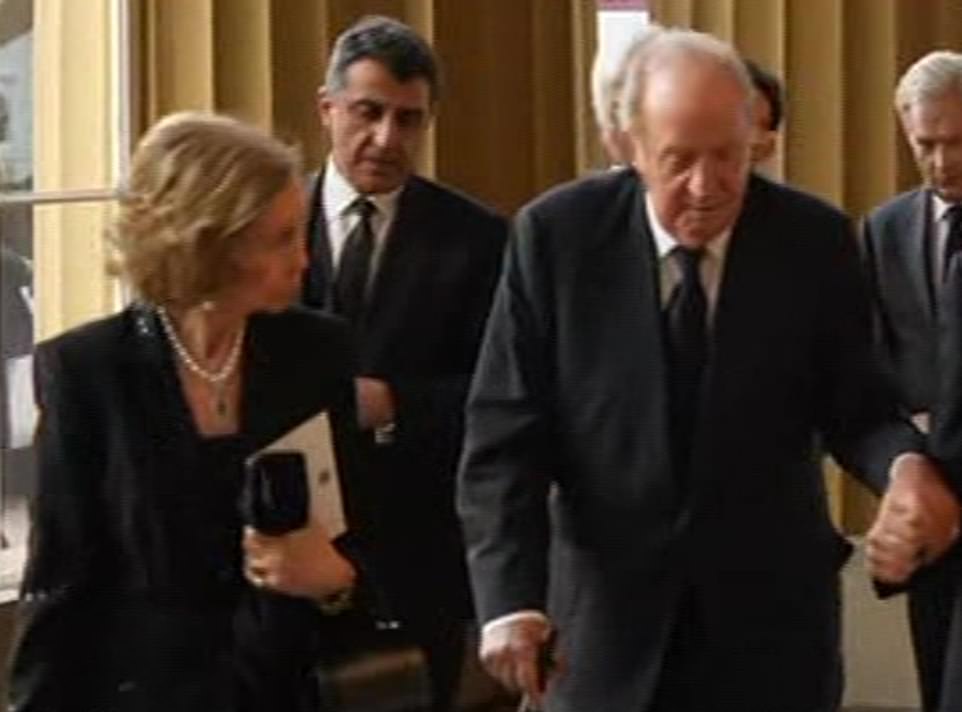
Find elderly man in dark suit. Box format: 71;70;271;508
863;50;962;712
302;15;507;712
458;28;958;712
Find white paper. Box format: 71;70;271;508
257;411;346;537
5;354;37;449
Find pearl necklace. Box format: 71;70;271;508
156;306;245;419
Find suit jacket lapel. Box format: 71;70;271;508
126;305;196;473
303;171;335;310
907;188;935;316
360;178;428;337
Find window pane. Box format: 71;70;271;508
1;0;121;195
0;200;34;591
0;199;120;593
0;0;33;192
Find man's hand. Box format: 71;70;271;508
480;616;555;708
866;453;960;584
355;377;395;430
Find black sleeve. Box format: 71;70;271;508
931;259;962;496
388;218;508;486
8;342;106;712
457;211;553;624
817;215;923;494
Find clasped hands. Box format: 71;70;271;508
866;452;961;584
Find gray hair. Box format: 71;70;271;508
618;27;753;132
325;15;440;103
895;50;962;113
591;25;662;133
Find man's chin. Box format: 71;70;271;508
353;168;408;195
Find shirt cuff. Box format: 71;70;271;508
887;450;927;482
482;609;550;638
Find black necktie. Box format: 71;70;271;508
943;204;962;284
334;198;376;323
666;246;707;478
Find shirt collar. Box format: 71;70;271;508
932;191;960;224
644;191;731;263
323;156;404;219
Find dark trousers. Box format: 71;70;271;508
407;613;467;712
908;554;962;712
649;584;843;712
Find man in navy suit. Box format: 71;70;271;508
864;50;962;711
459;28;958;712
302;16;507;712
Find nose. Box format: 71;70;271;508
372;115;402;150
933;145;948;175
687;159;721;199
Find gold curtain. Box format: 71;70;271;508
138;0;598;217
649;0;962;531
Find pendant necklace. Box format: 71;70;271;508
156;306;245;419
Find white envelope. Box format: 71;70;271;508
257;411;346;537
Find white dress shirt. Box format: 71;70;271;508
931;192;961;287
322;157;403;283
645;193;731;320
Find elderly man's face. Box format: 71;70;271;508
318;58;432;195
632;59;753;248
900;91;962;203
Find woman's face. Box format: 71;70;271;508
226;179;308;315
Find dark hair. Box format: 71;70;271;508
743;59;784;131
325;15;440;103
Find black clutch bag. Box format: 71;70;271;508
242;449;431;712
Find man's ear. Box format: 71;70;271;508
316;86;334;128
752;131;777;165
629;130;648;176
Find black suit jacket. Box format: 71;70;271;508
8;305;366;712
303;173;507;620
458;169;922;712
861;188;939;413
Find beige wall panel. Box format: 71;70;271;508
784;0;843;204
693;0;735;41
328;0;409;35
269;0;329;170
433;1;535;214
895;0;937;190
212;0;272;128
732;0;785;70
935;0;962;50
532;0;576;192
142;0;215;120
404;0;434;37
842;0;898;218
652;0;694;28
572;0;602;173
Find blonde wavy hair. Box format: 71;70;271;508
111;111;300;307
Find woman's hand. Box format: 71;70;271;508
242;519;356;600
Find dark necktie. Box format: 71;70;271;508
666;246;708;478
943;204;962;284
334;197;376;323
